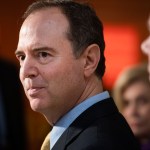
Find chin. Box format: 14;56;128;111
31;104;42;112
31;105;41;112
29;98;44;112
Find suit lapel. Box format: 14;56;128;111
52;97;118;150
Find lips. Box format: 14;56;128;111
130;121;142;129
27;87;44;96
24;79;47;97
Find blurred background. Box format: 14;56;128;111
0;0;149;149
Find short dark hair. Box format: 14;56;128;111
23;0;106;78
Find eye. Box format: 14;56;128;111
137;97;149;106
16;54;25;61
122;99;130;108
37;51;51;64
39;52;49;58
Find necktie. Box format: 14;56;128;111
41;132;50;150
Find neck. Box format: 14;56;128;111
44;75;103;126
75;75;103;105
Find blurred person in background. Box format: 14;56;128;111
141;14;150;79
0;58;27;150
112;63;150;150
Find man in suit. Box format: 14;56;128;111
15;0;140;149
0;59;26;149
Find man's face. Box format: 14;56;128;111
141;17;150;77
16;8;86;123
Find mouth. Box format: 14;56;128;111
27;87;45;97
130;122;141;128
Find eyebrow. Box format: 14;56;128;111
15;47;55;55
15;49;23;55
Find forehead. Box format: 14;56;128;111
18;7;70;49
23;7;68;33
124;81;150;95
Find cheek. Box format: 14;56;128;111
47;61;84;90
49;59;83;79
122;110;129;121
140;106;150;118
55;64;82;85
19;69;24;84
122;107;130;116
19;68;27;91
122;108;135;124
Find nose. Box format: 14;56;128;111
20;56;38;79
141;36;150;54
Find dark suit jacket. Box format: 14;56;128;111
0;59;27;150
52;97;140;150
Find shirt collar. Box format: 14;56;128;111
50;91;110;149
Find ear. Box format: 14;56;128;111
83;44;100;78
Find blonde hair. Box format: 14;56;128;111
112;63;149;112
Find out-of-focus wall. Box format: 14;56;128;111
92;0;149;60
